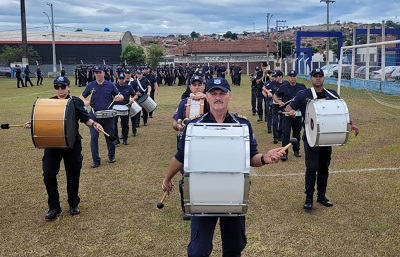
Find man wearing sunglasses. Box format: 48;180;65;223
23;76;104;220
80;66;124;168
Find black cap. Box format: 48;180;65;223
255;66;260;71
275;70;283;77
136;70;143;74
288;70;297;76
190;75;204;84
205;77;231;93
93;66;103;72
53;76;70;85
118;73;125;79
310;68;324;77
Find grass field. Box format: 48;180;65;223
0;76;399;257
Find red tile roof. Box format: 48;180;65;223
186;39;277;54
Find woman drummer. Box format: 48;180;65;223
23;76;103;220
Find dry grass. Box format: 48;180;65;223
0;76;399;257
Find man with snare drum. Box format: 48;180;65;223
23;76;103;220
80;66;123;168
285;68;359;210
162;77;284;257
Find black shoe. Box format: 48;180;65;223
273;139;278;144
70;207;81;216
108;158;116;163
252;113;257;116
123;140;129;145
268;130;272;133
304;198;313;210
317;196;333;207
257;117;263;122
183;214;191;221
91;162;101;168
114;140;120;145
294;151;302;157
45;209;62;220
149;115;153;118
144;123;147;126
136;124;140;127
281;155;288;161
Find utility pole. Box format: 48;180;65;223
276;20;288;59
20;0;28;65
45;2;56;73
321;0;335;68
266;13;273;64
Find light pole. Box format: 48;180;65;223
266;13;273;66
321;0;335;68
44;2;56;73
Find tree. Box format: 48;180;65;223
120;43;146;66
223;31;238;40
146;44;165;68
0;45;39;65
190;31;200;39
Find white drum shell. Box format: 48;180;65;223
137;95;157;113
188;100;201;118
183;123;250;216
112;105;129;116
129;101;142;117
305;99;350;147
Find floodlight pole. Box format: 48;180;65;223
266;13;273;66
321;0;335;68
44;2;56;73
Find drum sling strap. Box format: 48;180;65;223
310;87;338;100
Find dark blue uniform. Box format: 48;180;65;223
131;77;151;126
143;71;157;117
265;80;285;142
24;65;34;86
251;70;264;119
176;112;260;257
289;88;340;199
36;66;43;85
113;82;136;142
43;96;89;212
275;82;307;156
81;80;120;165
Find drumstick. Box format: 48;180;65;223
97;126;116;141
1;124;24;129
279;138;298;153
107;100;115;110
157;191;168;209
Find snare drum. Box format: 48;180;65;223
137;94;157;113
129;101;142;117
305;99;350;147
183;123;250;216
31;98;76;149
94;109;117;118
185;98;205;119
112;105;129;116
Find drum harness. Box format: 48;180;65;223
310;87;338;100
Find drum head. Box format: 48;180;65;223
113;105;129;111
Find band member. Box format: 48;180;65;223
113;73;138;145
162;77;284;256
15;65;25;88
273;70;307;160
285;68;359;210
143;66;159;118
23;76;103;220
24;65;34;86
172;75;208;220
250;66;264;121
36;65;43;86
80;66;123;168
131;70;151;126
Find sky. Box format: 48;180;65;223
0;0;399;36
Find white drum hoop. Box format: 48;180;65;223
129;101;142;117
305;99;350;147
183;123;251;216
112;105;129;116
94;110;117;119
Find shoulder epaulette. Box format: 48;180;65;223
234;113;249;121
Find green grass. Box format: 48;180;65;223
0;76;399;257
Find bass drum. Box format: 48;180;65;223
183;123;251;216
31;98;76;149
305;99;350;147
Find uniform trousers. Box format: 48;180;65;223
271;105;283;140
188;216;247;257
303;136;332;198
42;139;82;211
281;116;302;153
251;87;263;117
264;97;272;131
17;76;25;87
114;115;129;140
89;114;115;164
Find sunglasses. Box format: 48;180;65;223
54;85;67;90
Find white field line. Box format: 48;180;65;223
251;167;400;177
